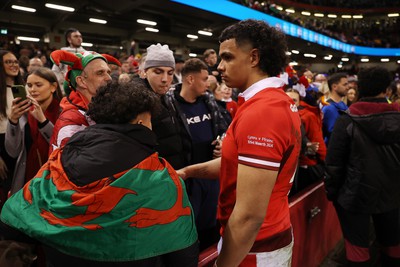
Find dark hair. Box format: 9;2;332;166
87;81;160;124
203;49;216;59
327;72;348;92
181;58;208;78
28;67;63;100
65;28;79;46
358;67;392;98
0;50;24;118
219;19;288;77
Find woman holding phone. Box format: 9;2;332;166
5;67;61;195
0;50;25;205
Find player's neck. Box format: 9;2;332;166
241;72;269;92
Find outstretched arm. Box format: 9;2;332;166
176;157;221;180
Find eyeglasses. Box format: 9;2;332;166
4;60;19;65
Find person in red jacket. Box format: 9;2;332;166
49;51;120;153
286;86;326;194
297;86;327;191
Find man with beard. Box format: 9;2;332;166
322;73;349;144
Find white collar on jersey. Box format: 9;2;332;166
239;77;285;102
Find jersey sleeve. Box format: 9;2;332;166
234;104;292;171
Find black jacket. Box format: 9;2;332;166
148;80;229;169
324;98;400;214
141;79;229;169
167;84;229;143
166;85;229;164
152;93;187;169
134;77;186;169
62;124;156;186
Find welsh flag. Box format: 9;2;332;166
1;150;197;261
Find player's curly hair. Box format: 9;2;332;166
87;80;160;124
219;19;288;77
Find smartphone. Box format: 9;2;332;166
11;85;27;101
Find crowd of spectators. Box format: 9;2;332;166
0;41;128;78
239;0;400;48
292;0;400;8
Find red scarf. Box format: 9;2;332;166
26;98;60;182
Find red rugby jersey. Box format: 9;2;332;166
219;77;301;242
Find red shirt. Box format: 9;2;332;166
298;100;326;166
49;90;93;154
219;77;301;242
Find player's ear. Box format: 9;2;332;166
250;48;260;68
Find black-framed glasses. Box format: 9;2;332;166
3;60;19;65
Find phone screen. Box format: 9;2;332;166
11;85;27;101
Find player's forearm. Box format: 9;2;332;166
179;157;220;180
215;211;263;267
